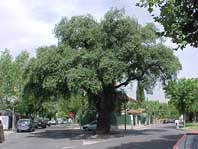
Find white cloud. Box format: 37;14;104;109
0;0;155;57
0;0;56;57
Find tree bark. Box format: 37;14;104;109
96;85;115;135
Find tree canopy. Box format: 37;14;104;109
165;78;198;115
23;9;181;134
138;0;198;49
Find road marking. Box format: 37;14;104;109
63;146;76;149
83;138;119;145
83;140;101;145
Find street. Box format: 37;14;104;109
0;124;185;149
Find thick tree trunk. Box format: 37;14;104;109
96;85;115;135
96;105;112;134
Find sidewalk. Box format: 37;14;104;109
3;130;13;136
132;123;160;130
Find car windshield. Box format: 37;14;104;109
90;121;97;125
18;119;30;124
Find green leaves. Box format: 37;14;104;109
54;15;100;49
138;0;198;49
20;9;181;121
66;66;102;93
51;8;182;95
127;100;179;119
165;78;198;113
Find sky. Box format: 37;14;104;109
0;0;197;102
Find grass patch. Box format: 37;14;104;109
184;123;198;129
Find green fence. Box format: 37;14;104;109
111;113;131;125
79;113;131;125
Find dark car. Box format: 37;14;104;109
34;118;47;129
163;119;167;124
43;118;50;127
16;119;35;132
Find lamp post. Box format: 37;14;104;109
9;97;16;131
12;105;15;131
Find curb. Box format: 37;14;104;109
132;124;161;130
4;131;13;136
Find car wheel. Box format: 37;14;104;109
17;129;22;133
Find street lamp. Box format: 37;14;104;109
12;104;15;131
9;97;17;131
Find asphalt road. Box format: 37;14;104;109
0;123;185;149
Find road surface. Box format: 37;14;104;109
0;123;185;149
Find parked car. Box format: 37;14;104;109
48;119;57;125
34;118;47;128
168;119;175;123
57;118;64;124
175;119;184;128
163;119;168;124
63;119;68;124
16;119;35;132
82;120;97;131
43;118;50;127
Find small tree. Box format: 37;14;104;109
165;78;198;124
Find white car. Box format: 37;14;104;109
175;119;184;128
57;118;64;124
82;120;97;131
49;119;57;125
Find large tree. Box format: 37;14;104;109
138;0;198;49
25;9;181;134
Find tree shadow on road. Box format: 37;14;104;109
26;128;154;140
26;124;183;142
27;129;93;140
105;134;183;149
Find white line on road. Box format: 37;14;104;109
83;140;101;145
83;138;118;145
63;145;77;149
